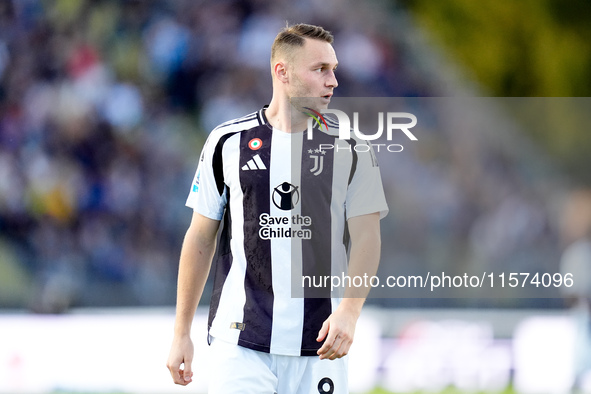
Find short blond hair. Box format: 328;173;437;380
271;23;334;63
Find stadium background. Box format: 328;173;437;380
0;0;590;392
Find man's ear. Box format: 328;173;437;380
274;61;289;83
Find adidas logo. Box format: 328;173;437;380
242;154;267;171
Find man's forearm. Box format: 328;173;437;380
173;216;218;336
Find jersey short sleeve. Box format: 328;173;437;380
345;140;389;220
186;132;227;220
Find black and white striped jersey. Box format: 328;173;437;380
186;106;388;356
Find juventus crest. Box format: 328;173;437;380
308;148;326;176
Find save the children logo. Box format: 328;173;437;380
272;182;300;210
261;182;311;240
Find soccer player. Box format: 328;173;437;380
166;23;388;393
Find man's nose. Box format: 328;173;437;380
326;70;338;88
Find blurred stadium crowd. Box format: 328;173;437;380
0;0;429;311
0;0;568;312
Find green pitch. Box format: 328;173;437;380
366;386;517;394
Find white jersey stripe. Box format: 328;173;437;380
269;129;304;355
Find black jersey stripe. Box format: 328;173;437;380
300;131;335;355
238;125;274;352
208;187;232;332
256;107;264;125
341;139;358;250
259;106;269;125
346;139;358;185
212;132;239;196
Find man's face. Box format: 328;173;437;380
287;38;338;112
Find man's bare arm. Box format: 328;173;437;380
166;211;220;385
317;212;381;360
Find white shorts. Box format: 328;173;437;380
208;337;349;394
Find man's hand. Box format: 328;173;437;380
166;335;194;385
316;213;380;360
316;300;362;360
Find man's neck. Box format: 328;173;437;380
265;97;308;133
